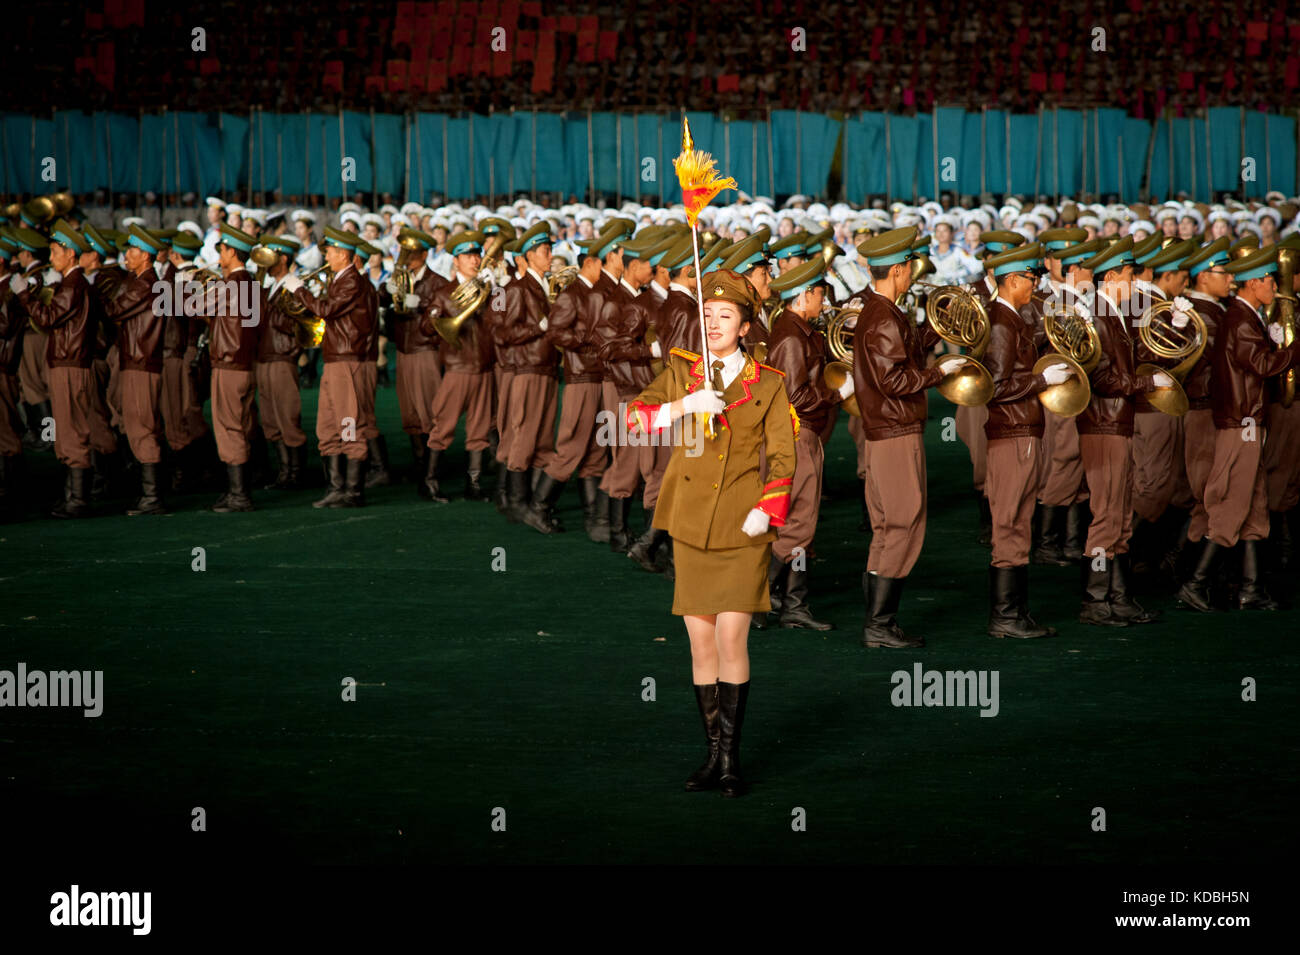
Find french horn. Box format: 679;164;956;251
1034;291;1101;417
437;235;505;347
1135;298;1206;417
925;285;995;406
820;303;860;417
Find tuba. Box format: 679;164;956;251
926;285;994;406
1135;297;1206;417
821;303;860;416
1270;243;1298;407
389;232;428;314
1035;291;1101;417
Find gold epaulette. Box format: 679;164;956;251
669;347;701;362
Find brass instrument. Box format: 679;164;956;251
1272;244;1298;407
436;235;507;347
546;264;579;303
249;245;279;269
894;253;934;307
1035;291;1101;417
925;285;994;406
390;265;417;313
1135;298;1206;416
278;265;330;346
821;303;861;416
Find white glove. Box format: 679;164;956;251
404;293;421;309
837;377;855;399
937;356;966;375
1041;362;1074;386
1171;310;1190;329
282;273;304;293
681;389;725;415
1171;296;1193;329
538;316;548;332
43;268;60;286
1151;371;1175;389
1269;323;1286;346
741;507;771;538
385;280;399;295
650;339;662;358
85;270;98;285
9;274;29;294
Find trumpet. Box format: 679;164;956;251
1135;298;1206;417
1034;292;1101;417
925;285;994;406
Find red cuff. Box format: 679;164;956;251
756;477;792;526
626;399;665;435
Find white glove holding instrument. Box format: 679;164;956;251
1171;296;1193;329
741;507;771;538
1041;362;1073;386
937;356;966;375
650;339;662;358
680;389;725;416
1151;371;1174;389
1269;323;1286;346
538;316;548;332
282;273;304;293
9;274;29;294
404;293;421;309
385;280;399;295
837;377;855;399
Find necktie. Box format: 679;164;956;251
711;359;725;394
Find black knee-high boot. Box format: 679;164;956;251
717;681;750;798
683;682;721;792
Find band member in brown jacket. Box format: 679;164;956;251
626;269;796;798
13;220;104;517
284;227;378;508
1075;237;1169;626
99;225;169;515
253;235;308;490
852;228;965;649
1179;247;1300;612
0;239;24;510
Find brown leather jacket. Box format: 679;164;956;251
851;288;943;440
161;265;195;360
983;299;1046;439
20;267;97;369
422;277;495;374
294;265;376;363
0;282;22;374
257;278;304;364
659;284;699;354
1211;296;1300;430
495;271;556;376
1127;283;1167;413
548;277;604;384
1183;291;1225;410
386;267;446;355
593;282;654;398
102;267;166;373
202;268;263;371
765;309;838;435
1077;291;1156;437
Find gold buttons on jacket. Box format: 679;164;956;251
712;482;719;489
717;453;724;460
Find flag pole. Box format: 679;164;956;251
688;217;716;438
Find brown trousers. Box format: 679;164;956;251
161;355;208;451
119;369;163;464
396;349;442;435
863;432;928;578
956;403;988;494
773;428;825;563
1037;410;1087;506
211;367;256;465
1205;426;1270;546
0;373;23;456
848;413;868;479
427;371;493;452
494;367;516;464
1265;400;1300;512
254;360;306;447
48;365;106;468
1131;411;1185;523
18;328;48;404
504;372;557;472
1184;409;1217;542
988;436;1042;568
1079;433;1133;560
316;360;374;460
641;441;673;510
545;380;607;482
104;346;123;431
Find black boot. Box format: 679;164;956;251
580;477;609;542
1079;559;1128;626
410;434;430;493
683;682;722;792
1108;553;1160;623
1162;515;1194;580
90;448;116;501
364;436;391;487
50;467;92;519
753;555;786;630
779;566;834;630
504;468;530;523
521;472;564;534
1238;539;1279;610
1268;510;1292;573
1063;502;1088;560
861;572;923;648
627;506;663;571
1176;539;1221;613
1129;516;1159;577
989;565;1052;638
494;460;513;516
609;496;632;552
716;680;750;798
465;449;487;501
341;456;367;507
977;493;992;547
285;443;306;489
313;454;347;508
212;463;254;512
1013;564;1057;636
655;537;675;579
262;440;288;489
422;448;450;503
1032;505;1070;565
126;462;167;516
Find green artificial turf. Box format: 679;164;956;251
1;371;1296;865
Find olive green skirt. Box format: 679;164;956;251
670;536;772;616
